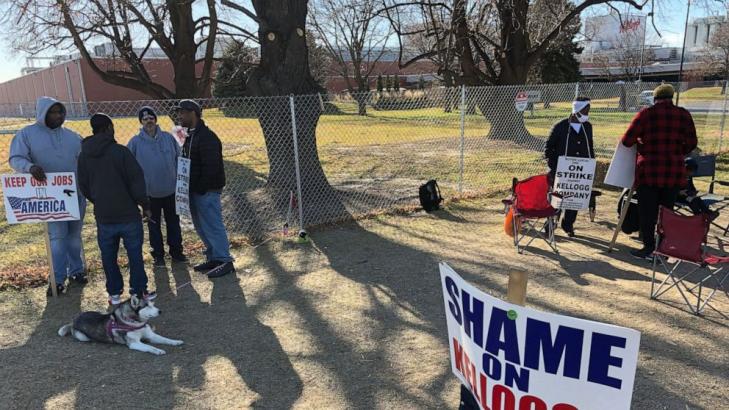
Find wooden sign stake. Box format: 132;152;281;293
507;270;528;306
44;223;57;297
608;187;635;253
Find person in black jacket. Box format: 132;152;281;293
77;113;155;305
544;96;595;237
176;100;235;278
677;157;719;220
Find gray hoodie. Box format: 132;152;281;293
9;97;83;174
127;125;180;198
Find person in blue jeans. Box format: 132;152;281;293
176;100;235;278
127;106;187;267
77;113;155;305
9;97;87;296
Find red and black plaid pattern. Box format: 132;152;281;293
621;100;697;187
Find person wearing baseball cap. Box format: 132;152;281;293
175;99;235;278
128;106;187;267
77;113;155;304
621;83;698;260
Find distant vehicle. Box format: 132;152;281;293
639;90;654;106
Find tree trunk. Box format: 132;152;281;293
476;87;544;150
443;72;454;113
170;2;200;98
248;0;342;224
355;82;368;116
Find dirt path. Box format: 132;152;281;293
1;192;727;409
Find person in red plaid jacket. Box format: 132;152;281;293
620;84;697;259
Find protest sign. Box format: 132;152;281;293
440;263;640;410
175;157;192;219
551;156;596;210
604;143;636;189
2;173;80;224
515;92;529;112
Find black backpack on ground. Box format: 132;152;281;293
419;179;443;212
617;189;640;234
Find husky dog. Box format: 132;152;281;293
58;295;183;355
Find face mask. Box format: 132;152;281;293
577;113;589;123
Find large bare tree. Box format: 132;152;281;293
380;0;650;143
0;0;257;98
310;0;391;115
221;1;341;220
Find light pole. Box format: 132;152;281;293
638;12;654;81
676;0;691;105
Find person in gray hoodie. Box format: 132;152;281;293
127;106;186;266
9;96;86;296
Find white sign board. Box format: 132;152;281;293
604;143;637;189
551;156;597;210
2;173;80;224
440;263;640;410
175;157;192;219
526;90;542;103
515;91;529;112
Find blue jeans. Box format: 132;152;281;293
47;198;86;284
97;221;148;296
190;192;232;263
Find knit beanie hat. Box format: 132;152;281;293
653;84;675;100
90;113;113;133
138;106;157;122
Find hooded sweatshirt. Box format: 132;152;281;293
127;125;180;198
77;132;150;224
9;97;82;174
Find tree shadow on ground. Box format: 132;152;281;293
0;259;302;409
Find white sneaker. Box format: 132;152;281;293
108;295;121;306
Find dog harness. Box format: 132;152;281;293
106;316;146;339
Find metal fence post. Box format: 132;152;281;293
719;81;729;153
289;95;305;231
459;85;466;195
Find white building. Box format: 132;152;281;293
687;16;726;51
583;12;648;54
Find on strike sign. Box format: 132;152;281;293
175;157;192;219
440;263;640;410
551;156;596;210
2;173;80;224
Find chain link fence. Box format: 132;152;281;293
1;81;728;240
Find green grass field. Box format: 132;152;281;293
0;96;727;289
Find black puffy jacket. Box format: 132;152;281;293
182;120;225;194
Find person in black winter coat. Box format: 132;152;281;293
77;113;155;305
544;96;595;237
176;100;235;278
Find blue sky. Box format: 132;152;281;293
0;1;709;84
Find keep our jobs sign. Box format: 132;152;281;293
2;173;80;224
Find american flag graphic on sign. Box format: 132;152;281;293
7;196;73;221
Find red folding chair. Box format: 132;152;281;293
504;174;560;254
651;206;729;316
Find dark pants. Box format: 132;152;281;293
97;221;148;296
459;385;479;410
149;195;183;258
561;210;578;230
637;185;680;249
